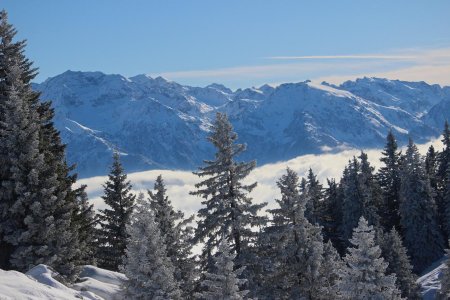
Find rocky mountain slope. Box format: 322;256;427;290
33;71;450;177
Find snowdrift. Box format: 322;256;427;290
0;259;448;299
0;264;125;299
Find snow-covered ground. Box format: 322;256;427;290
418;258;448;300
0;265;125;300
0;259;447;299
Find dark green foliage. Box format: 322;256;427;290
0;10;81;280
97;152;135;271
377;130;402;231
378;228;421;299
399;139;444;273
191;112;267;275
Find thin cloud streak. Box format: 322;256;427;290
266;55;417;60
154;47;450;87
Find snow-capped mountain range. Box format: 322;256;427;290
33;71;450;177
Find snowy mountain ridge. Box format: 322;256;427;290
33;71;450;177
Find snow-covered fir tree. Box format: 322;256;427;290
378;228;421;299
195;238;248;300
338;217;403;300
148;175;196;298
121;193;182;299
377;130;402;231
0;11;80;280
399;138;444;273
191;112;267;273
262;168;341;300
97;152;136;271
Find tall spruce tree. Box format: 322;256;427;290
399;138;444;273
321;178;344;253
438;122;450;242
191;112;267;273
378;130;402;230
97;152;135;271
72;185;97;266
378;228;421;299
304;168;324;225
340;154;381;243
0;10;80;280
148;175;196;298
338;217;403;300
195;239;249;300
121;193;182;299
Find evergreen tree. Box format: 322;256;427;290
72;185;98;266
378;130;402;230
439;122;450;242
195;239;248;300
338;217;403;300
378;228;421;299
0;10;80;280
97;152;135;271
191;112;267;273
321;178;345;254
399;138;444;273
262;168;340;299
122;193;182;300
340;154;380;243
304;168;324;225
425;145;439;191
148;175;196;298
444;163;450;241
340;158;362;242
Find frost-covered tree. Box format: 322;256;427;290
97;152;136;271
195;239;248;300
399;138;444;273
378;130;402;230
191;112;267;273
148;175;196;298
444;164;450;241
122;193;181;300
338;217;403;300
0;10;80;280
378;228;420;299
262;168;341;300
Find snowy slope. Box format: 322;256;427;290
0;265;125;300
418;257;448;299
33;72;449;177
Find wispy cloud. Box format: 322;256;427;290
154;47;450;87
265;55;417;60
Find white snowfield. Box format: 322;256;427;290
0;260;447;299
0;265;126;300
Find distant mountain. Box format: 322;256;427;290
33;71;450;177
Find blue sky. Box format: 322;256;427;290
3;1;450;88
